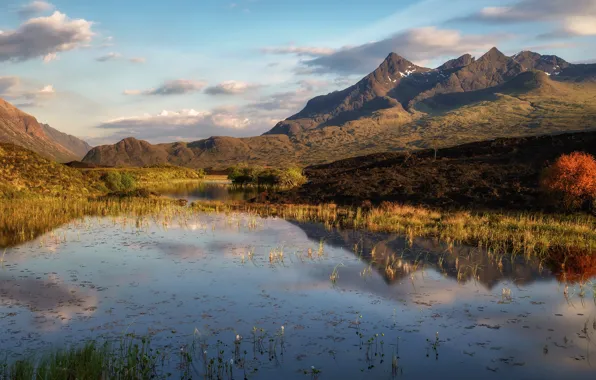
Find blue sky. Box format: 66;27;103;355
0;0;595;145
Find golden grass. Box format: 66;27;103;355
192;201;596;258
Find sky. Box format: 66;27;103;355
0;0;595;146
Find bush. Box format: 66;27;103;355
101;171;136;193
541;152;596;210
228;165;306;188
276;167;307;188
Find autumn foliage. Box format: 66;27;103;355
541;152;596;209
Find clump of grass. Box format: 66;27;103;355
0;336;164;380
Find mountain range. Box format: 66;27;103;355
0;98;91;162
82;47;596;169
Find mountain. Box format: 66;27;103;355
511;51;569;75
83;48;596;169
40;123;92;159
83;135;296;169
265;53;429;135
437;53;475;71
0;98;91;162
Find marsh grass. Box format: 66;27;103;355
191;201;596;259
0;197;188;248
0;335;166;380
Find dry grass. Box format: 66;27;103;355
0;197;186;248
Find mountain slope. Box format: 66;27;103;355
0;98;91;162
83;48;596;169
40;123;92;158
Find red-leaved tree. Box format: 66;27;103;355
541;152;596;210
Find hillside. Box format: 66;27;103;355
40;123;92;158
271;131;596;210
0;98;91;162
0;143;101;198
83;48;596;169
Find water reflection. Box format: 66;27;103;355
156;181;259;202
0;212;595;379
292;221;549;289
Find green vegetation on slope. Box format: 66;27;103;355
0;143;103;199
0;143;207;199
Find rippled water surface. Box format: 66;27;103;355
1;203;595;379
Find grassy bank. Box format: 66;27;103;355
192;201;596;258
81;165;206;187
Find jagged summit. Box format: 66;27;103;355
511;51;569;75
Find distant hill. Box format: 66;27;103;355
83;47;596;169
0;98;91;162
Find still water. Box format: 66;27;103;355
0;188;595;379
154;181;260;202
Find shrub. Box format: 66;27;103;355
228;165;306;188
277;167;307;188
120;172;136;191
101;171;136;193
541;152;596;210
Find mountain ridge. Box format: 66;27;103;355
0;98;92;162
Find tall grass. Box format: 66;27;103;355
192;201;596;258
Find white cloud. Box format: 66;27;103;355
0;76;20;95
43;52;58;63
0;11;94;62
204;80;260;95
562;16;596;36
129;57;146;64
95;52;121;62
122;89;142;96
260;44;336;57
18;1;54;19
93;107;266;144
125;79;208;96
301;27;508;74
1;77;56;108
38;85;55;94
457;0;596;38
